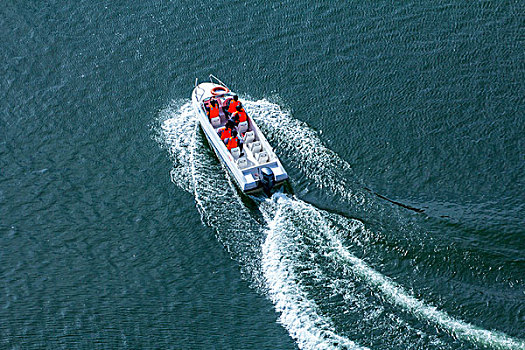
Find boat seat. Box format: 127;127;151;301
230;147;241;159
243;131;255;144
256;151;269;164
210;117;221;128
249;141;262;153
237;157;248;169
238;121;248;134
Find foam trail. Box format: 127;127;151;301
244;98;524;349
156;99;525;350
262;195;525;350
326;225;524;350
156;100;370;350
157;100;266;285
261;196;368;350
243;99;367;207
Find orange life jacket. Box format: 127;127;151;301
227;136;239;150
221;128;232;140
228;100;240;113
208;103;219;119
233;110;247;123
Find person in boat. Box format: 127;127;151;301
224;95;240;117
225;116;237;130
225;129;244;153
205;98;220;120
218;124;234;141
232;104;247;123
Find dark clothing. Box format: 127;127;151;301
225;118;236;130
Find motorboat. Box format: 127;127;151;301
191;75;288;194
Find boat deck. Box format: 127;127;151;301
202;96;273;171
192;76;288;193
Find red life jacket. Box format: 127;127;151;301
208;103;219;119
228;100;240;113
221;128;232;140
227;136;239;150
233;110;247;122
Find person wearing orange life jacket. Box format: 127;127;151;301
205;98;220;120
225;129;244;154
225;95;240;117
232;104;247;123
219;125;233;141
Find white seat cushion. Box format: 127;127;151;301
257;151;268;163
230;147;240;159
237;157;248;169
243;131;255;143
250;141;262;153
211;117;221;127
238;121;248;134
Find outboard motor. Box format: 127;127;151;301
260;167;275;196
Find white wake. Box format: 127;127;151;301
155;98;525;350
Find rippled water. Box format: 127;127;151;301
2;0;523;349
157;99;523;349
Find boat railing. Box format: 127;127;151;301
209;74;230;90
194;78;207;102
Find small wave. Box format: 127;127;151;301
261;195;368;350
156;99;369;349
157;100;266;285
261;194;524;350
155;98;525;350
243;99;367;206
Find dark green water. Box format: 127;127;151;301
1;1;523;349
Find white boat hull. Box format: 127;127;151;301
191;80;288;194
